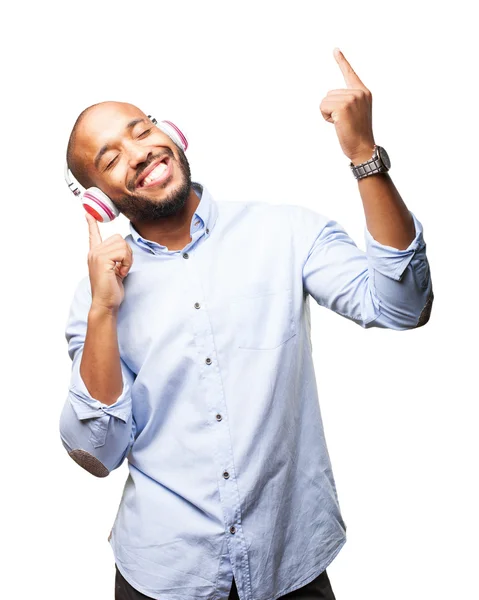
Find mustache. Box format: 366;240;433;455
127;150;174;191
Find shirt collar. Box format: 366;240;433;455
128;180;218;253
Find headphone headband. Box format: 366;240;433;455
64;115;188;222
64;163;83;196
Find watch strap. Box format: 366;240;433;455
350;145;388;180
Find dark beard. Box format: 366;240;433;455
112;146;192;221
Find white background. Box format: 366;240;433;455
1;1;477;598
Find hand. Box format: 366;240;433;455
85;213;133;312
320;48;376;164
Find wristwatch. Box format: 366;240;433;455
350;145;391;180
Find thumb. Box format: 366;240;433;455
119;262;132;278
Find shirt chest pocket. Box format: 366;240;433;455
230;288;296;350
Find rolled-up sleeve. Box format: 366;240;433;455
59;276;137;477
294;205;434;330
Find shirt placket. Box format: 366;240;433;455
180;245;254;600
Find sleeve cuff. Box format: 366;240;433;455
364;210;426;281
68;355;132;424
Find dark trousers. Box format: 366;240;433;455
115;564;336;599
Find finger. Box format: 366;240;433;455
333;47;367;91
118;252;133;277
323;94;358;103
100;233;126;247
85;212;103;249
96;244;133;264
119;258;132;278
326;88;366;96
319;97;355;121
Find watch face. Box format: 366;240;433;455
378;146;391;169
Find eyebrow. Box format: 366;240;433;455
94;118;147;170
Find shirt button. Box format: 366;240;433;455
223;471;230;479
183;252;189;259
206;228;209;234
216;414;222;421
229;525;236;534
194;302;200;309
205;358;212;365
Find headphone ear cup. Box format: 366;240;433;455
82;187;120;223
156;120;188;152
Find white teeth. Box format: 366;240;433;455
142;161;168;185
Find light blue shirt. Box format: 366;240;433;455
59;181;433;600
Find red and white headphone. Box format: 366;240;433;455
64;116;189;222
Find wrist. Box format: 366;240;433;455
350;144;376;166
89;302;119;320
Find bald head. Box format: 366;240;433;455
66;103;96;188
66;101;149;188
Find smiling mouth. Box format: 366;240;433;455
136;157;172;189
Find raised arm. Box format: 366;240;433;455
59;214;136;477
301;206;433;329
300;48;434;329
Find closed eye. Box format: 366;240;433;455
103;128;151;171
105;156;119;171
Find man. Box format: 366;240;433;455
59;48;433;600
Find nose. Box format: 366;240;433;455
127;141;151;170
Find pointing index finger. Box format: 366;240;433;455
85;212;103;249
333;47;367;90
